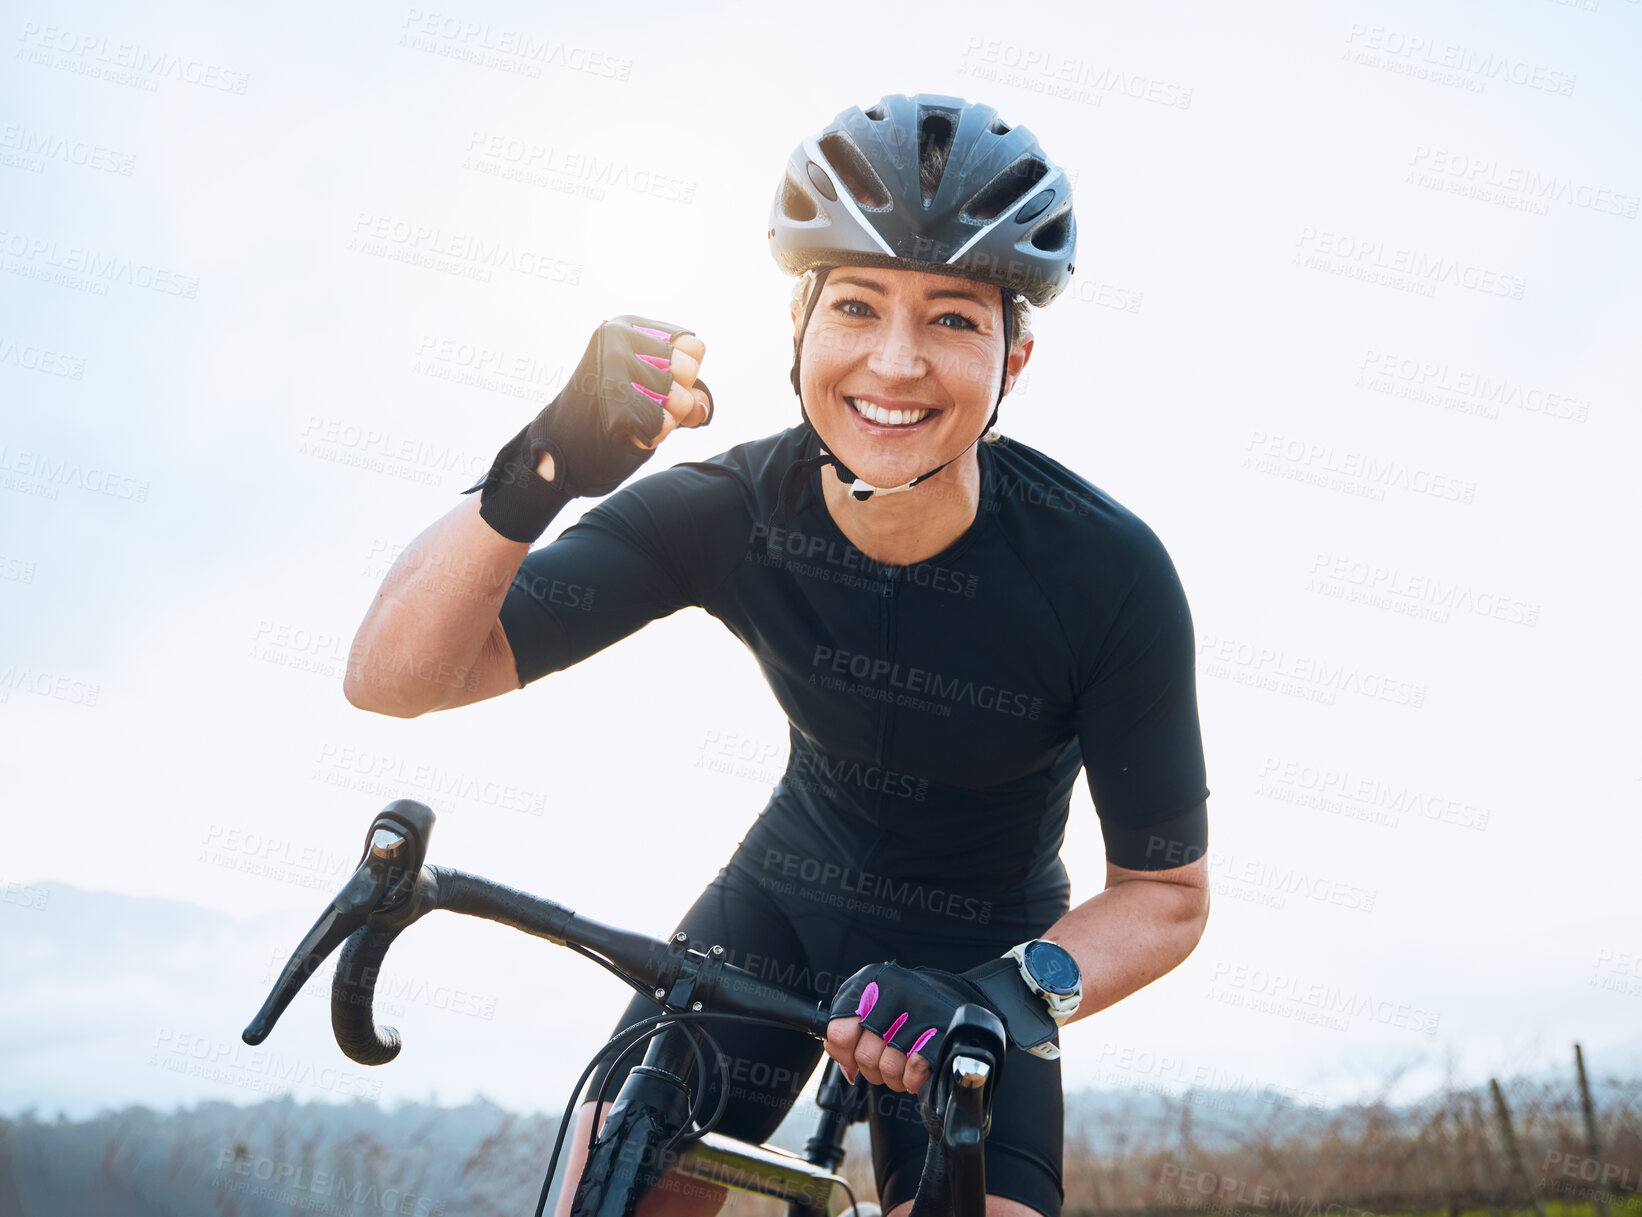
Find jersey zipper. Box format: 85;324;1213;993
874;575;898;787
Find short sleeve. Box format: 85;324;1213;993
498;461;748;686
1074;526;1210;871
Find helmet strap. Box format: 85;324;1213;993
789;266;832;398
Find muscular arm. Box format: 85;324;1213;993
343;494;529;717
1045;853;1210;1026
343;332;709;718
824;853;1209;1094
1061;517;1211;1017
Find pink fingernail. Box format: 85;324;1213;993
636;353;670;370
632;324;670;339
631;382;667;405
910;1028;937;1055
856;982;878;1019
885;1012;909;1042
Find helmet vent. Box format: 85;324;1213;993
779;174;818;222
819;133;890;209
865;104;887;121
988;118;1012;135
1030;211;1071;253
963;157;1048;222
918;112;956;204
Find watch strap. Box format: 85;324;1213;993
964;957;1061;1060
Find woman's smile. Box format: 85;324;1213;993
843;394;945;432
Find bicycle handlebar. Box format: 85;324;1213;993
244;801;831;1066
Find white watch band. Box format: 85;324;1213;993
1005;940;1082;1027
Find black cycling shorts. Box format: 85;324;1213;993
585;856;1067;1216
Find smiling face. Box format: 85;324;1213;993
794;265;1029;491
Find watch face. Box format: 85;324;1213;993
1023;940;1081;996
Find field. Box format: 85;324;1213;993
3;1059;1636;1216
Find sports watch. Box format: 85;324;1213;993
1004;939;1082;1026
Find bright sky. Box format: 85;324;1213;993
2;0;1639;1120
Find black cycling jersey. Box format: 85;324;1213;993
500;424;1210;897
500;423;1209;1214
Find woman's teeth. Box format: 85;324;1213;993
848;397;931;427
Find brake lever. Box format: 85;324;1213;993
924;1003;1006;1150
241;800;436;1045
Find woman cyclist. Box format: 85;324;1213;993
346;93;1211;1217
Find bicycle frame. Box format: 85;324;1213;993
566;1019;1002;1217
567;1025;855;1217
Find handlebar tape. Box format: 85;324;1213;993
434;867;576;941
332;924;405;1065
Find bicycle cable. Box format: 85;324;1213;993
667;1021;730;1149
564;941;650;997
583;1012;722;1155
561;943;735;1146
533;1009;850;1217
582;1020;734;1208
554;946;726;1171
535;1013;678;1217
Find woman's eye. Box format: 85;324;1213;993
833;298;873;318
936;312;980;330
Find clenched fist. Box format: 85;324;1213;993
465;315;714;543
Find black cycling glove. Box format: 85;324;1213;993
829;959;1059;1067
462;315;714;543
